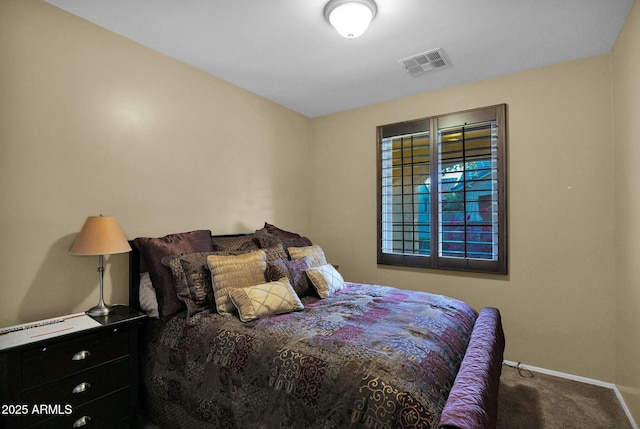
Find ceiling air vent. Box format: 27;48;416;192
399;48;448;77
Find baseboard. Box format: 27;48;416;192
503;360;638;429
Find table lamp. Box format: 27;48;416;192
70;215;132;316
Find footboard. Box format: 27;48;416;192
439;307;505;429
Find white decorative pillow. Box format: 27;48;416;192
139;272;159;318
306;264;345;298
288;245;327;268
207;250;267;314
228;278;304;322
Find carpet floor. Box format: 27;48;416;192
497;363;633;429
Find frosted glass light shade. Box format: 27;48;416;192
324;0;377;39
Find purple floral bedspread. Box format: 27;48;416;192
143;283;479;429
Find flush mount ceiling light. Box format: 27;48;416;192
324;0;377;39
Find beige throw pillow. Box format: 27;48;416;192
228;278;304;322
207;250;267;314
306;263;345;298
288;245;327;268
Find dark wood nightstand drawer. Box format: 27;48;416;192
21;326;129;388
25;387;130;429
21;357;129;426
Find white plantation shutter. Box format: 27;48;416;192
377;104;507;274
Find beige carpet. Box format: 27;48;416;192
497;363;633;429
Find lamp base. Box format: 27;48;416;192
86;303;113;317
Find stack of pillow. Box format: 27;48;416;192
133;223;344;324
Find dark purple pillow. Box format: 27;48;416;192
263;222;305;240
211;234;260;252
255;227;312;252
132;230;213;320
266;257;313;298
161;251;219;324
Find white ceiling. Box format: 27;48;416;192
44;0;634;118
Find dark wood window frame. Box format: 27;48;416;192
377;104;507;275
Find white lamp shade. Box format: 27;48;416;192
325;0;377;39
70;216;131;256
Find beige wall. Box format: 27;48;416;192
613;0;640;420
310;56;617;382
0;0;312;327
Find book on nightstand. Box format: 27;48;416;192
0;313;101;352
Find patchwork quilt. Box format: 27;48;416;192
143;283;479;429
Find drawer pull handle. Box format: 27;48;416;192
72;350;90;361
72;382;91;394
73;416;91;427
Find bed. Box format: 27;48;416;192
128;225;505;429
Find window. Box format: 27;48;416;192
377;104;507;274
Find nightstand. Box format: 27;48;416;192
0;305;146;429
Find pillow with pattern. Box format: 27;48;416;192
211;234;260;252
288;245;327;268
162;251;221;323
207;250;267;314
306;263;345;298
228;278;304;322
263;222;304;239
262;243;288;261
266;257;313;298
255;227;312;253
